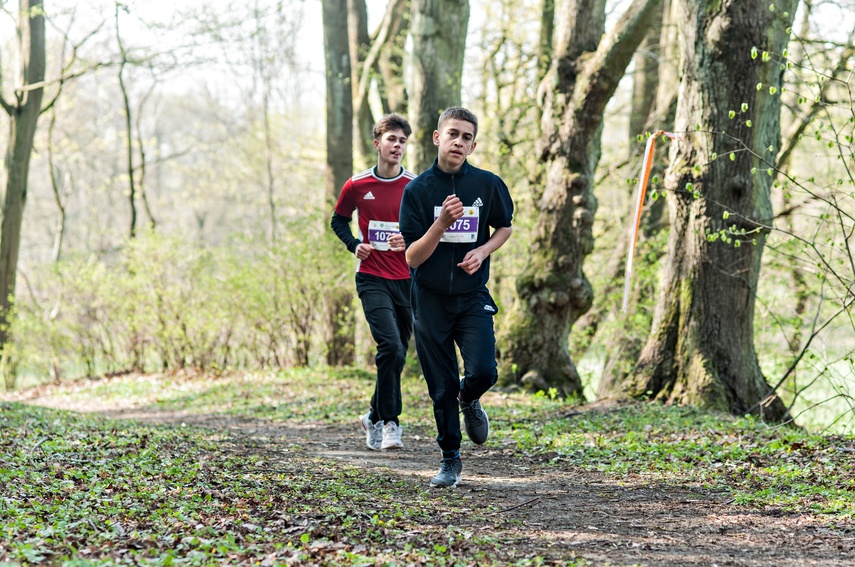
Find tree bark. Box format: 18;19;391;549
572;0;670;368
348;0;375;169
497;0;662;397
115;4;137;238
376;0;409;115
409;0;469;174
322;0;354;203
594;0;677;397
0;0;46;380
322;0;356;366
624;0;798;421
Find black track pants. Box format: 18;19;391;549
356;273;412;425
411;282;498;454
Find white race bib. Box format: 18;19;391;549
367;220;400;251
434;206;479;243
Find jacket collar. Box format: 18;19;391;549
431;158;471;180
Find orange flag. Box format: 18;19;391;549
621;131;679;313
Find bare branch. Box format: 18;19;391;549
352;0;406;113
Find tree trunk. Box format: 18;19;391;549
322;0;356;366
571;0;670;367
376;1;409;115
593;0;677;397
348;0;375;169
409;0;469;174
0;0;46;385
47;108;71;263
115;4;137;239
322;0;354;203
497;0;662;397
622;0;798;421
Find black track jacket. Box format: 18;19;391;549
399;159;514;295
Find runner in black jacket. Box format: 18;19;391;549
398;107;514;488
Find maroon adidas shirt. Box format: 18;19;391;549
334;167;415;280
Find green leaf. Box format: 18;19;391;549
723;211;730;220
746;120;753;128
729;110;736;119
711;152;718;161
756;82;763;91
751;46;759;59
741;103;749;112
729;152;736;161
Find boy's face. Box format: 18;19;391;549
374;128;408;168
433;118;476;173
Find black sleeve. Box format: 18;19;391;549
330;212;361;254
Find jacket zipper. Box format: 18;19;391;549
448;174;457;294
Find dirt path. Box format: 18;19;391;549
66;403;853;567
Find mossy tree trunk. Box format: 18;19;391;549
594;0;679;397
497;0;662;397
409;0;469;174
613;0;798;421
322;0;356;366
0;0;46;387
348;0;375;170
572;0;670;366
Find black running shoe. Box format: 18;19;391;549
430;457;462;488
460;399;489;445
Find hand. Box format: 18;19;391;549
457;248;487;275
388;233;405;252
355;243;373;260
437;195;464;229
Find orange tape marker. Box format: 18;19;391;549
621;130;678;313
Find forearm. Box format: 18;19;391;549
330;213;361;253
479;226;512;257
405;222;448;268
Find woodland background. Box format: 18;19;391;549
1;0;854;433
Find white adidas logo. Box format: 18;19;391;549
364;191;375;200
472;197;483;207
483;305;495;313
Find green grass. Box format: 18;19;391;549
2;368;854;565
0;401;534;566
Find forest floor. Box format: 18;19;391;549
4;370;855;566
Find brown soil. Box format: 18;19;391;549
13;389;855;566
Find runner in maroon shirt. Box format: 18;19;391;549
330;113;415;451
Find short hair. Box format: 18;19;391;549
437;107;478;139
373;113;412;139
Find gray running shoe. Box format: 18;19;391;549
460;399;489;445
430;458;462;488
361;413;383;451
